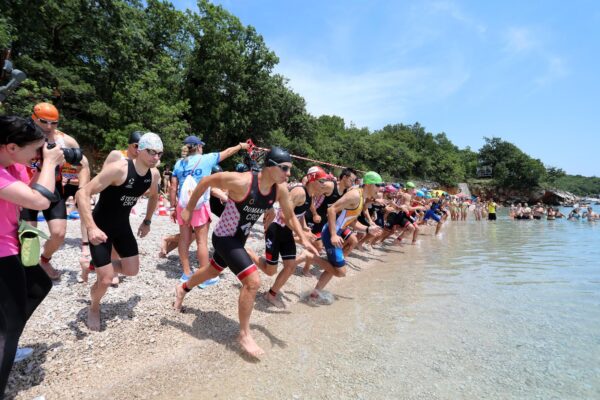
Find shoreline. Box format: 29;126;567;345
6;202;436;400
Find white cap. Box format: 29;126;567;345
138;132;163;151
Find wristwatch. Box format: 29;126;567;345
143;219;152;226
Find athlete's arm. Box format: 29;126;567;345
277;183;318;256
210;187;228;202
182;172;247;222
327;190;360;248
103;150;125;168
76;161;127;243
138;168;160;237
218;142;250;162
77;155;91;187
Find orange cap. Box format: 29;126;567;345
32;102;59;121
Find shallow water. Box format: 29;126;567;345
186;210;600;399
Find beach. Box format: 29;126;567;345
7;206;600;399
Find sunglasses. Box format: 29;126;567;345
145;149;163;157
276;164;291;172
38;118;59;125
317;178;328;184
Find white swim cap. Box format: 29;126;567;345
138;132;163;151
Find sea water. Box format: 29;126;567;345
187;208;600;399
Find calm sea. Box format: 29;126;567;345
186;206;600;400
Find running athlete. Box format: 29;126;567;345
253;166;329;308
173;146;318;357
170;135;249;282
309;171;384;299
21;103;90;280
76;132;161;331
423;195;447;235
85;130;142;285
301;168;356;276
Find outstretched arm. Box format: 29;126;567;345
278;184;318;256
219;142;250;162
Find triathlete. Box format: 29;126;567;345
301;168;356;276
169;135;249;282
21;103;90;280
253;166;329;308
76;132;161;331
308;171;384;299
173;146;318;357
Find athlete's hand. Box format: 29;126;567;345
137;223;150;238
88;227;108;246
369;225;382;236
301;236;319;257
170;209;177;224
313;214;321;224
330;234;344;248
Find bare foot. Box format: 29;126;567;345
173;284;187;312
158;237;168;258
238;332;264;358
264;292;285;309
40;260;61;280
111;275;120;287
302;266;312;277
87;306;101;331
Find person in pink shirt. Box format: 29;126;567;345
0;116;64;398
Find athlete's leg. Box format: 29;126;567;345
40;218;67;280
237;270;264;357
178;224;194;277
194;222;211;269
88;262;115;331
265;258;296;308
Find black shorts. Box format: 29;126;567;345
311;220;326;239
90;217;139;267
385;213;398;230
20;188;67;222
62;183;79;202
488;213;497;221
210;232;257;281
265;223;296;265
394;213;414;228
356;215;369;227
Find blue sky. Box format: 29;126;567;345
173;0;600;177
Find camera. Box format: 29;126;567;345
47;142;84;165
0;53;26;102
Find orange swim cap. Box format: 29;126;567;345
32;102;59;121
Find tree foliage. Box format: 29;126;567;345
0;0;589;190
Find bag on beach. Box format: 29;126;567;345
178;157;205;211
18;219;49;267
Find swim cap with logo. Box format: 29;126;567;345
306;166;327;182
138;132;163;151
405;181;416;189
264;146;292;166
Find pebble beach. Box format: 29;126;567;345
6;198;431;400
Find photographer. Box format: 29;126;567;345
0;116;64;398
20;103;89;280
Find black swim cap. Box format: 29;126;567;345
235;163;249;172
264;146;292;167
211;164;223;174
129;130;143;144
